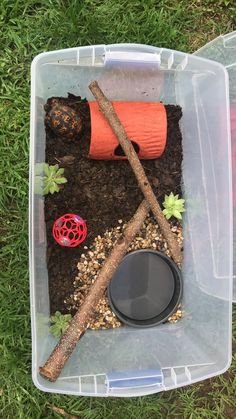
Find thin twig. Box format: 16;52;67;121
47;404;79;419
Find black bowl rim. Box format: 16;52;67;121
107;249;183;328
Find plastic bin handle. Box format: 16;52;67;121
104;51;160;66
106;368;164;390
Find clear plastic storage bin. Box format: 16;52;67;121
194;31;236;301
30;43;232;397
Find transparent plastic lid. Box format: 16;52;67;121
194;31;236;301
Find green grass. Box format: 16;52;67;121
1;0;236;417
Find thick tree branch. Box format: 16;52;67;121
89;81;182;264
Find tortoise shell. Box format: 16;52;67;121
45;103;83;139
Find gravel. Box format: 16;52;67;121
65;217;183;329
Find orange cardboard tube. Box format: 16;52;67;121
89;101;167;160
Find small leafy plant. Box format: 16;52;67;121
43;163;67;194
49;311;72;338
35;163;67;195
162;192;185;220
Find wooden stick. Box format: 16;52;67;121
47;404;79;419
89;81;182;265
39;200;150;382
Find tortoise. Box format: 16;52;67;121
45;99;83;139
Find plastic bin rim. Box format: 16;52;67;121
31;43;230;78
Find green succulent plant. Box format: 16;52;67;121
49;311;72;338
162;192;185;220
34;163;67;195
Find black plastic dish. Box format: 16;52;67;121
108;249;182;328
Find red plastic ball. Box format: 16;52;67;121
52;214;87;247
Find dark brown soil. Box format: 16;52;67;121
44;94;183;314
